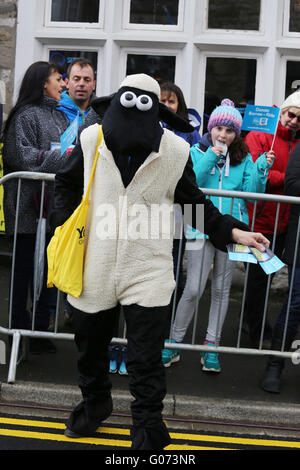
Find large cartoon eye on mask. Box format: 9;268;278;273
136;94;153;111
120;91;137;108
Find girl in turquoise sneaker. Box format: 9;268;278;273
164;99;275;372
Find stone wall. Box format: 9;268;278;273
0;0;17;122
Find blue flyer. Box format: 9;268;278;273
60;113;79;155
227;243;285;274
227;244;257;264
249;246;285;274
241;105;280;134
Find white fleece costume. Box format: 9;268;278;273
68;123;190;313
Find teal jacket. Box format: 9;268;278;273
186;137;272;239
58;90;91;125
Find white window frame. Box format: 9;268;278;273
201;0;266;36
44;0;105;30
42;44;103;94
193;48;263;121
118;46;181;84
283;0;300;38
122;0;185;31
277;54;300;105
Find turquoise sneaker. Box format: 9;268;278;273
162;339;180;368
119;347;128;376
109;345;120;374
201;342;221;372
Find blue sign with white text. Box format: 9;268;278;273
241;105;280;134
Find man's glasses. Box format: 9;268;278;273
287;111;300;123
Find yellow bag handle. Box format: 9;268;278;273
84;125;103;201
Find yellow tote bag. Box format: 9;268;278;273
47;125;103;298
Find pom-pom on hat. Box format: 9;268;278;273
207;99;243;136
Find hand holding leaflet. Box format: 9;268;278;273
227;243;285;274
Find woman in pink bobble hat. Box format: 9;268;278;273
162;99;275;372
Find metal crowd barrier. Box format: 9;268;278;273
0;172;300;384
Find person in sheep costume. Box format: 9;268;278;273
52;73;269;449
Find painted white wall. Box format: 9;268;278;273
14;0;300;131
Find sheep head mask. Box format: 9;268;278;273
91;73;194;154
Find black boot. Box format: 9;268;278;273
261;328;295;394
261;355;284;393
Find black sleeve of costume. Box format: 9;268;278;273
285;142;300;196
49;143;84;231
174;156;250;252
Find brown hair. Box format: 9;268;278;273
229;135;249;165
67;58;95;78
160;81;189;121
3;61;61;140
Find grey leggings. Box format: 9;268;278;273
171;240;235;345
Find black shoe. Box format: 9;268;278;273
64;427;97;438
261;361;283;394
64;428;85;438
260;326;297;394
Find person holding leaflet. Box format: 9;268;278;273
162;99;274;372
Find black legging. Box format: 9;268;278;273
66;303;171;450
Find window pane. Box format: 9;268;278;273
286;61;300;97
51;0;99;23
126;54;175;82
130;0;179;25
289;0;300;32
208;0;261;30
49;50;98;80
204;57;257;133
